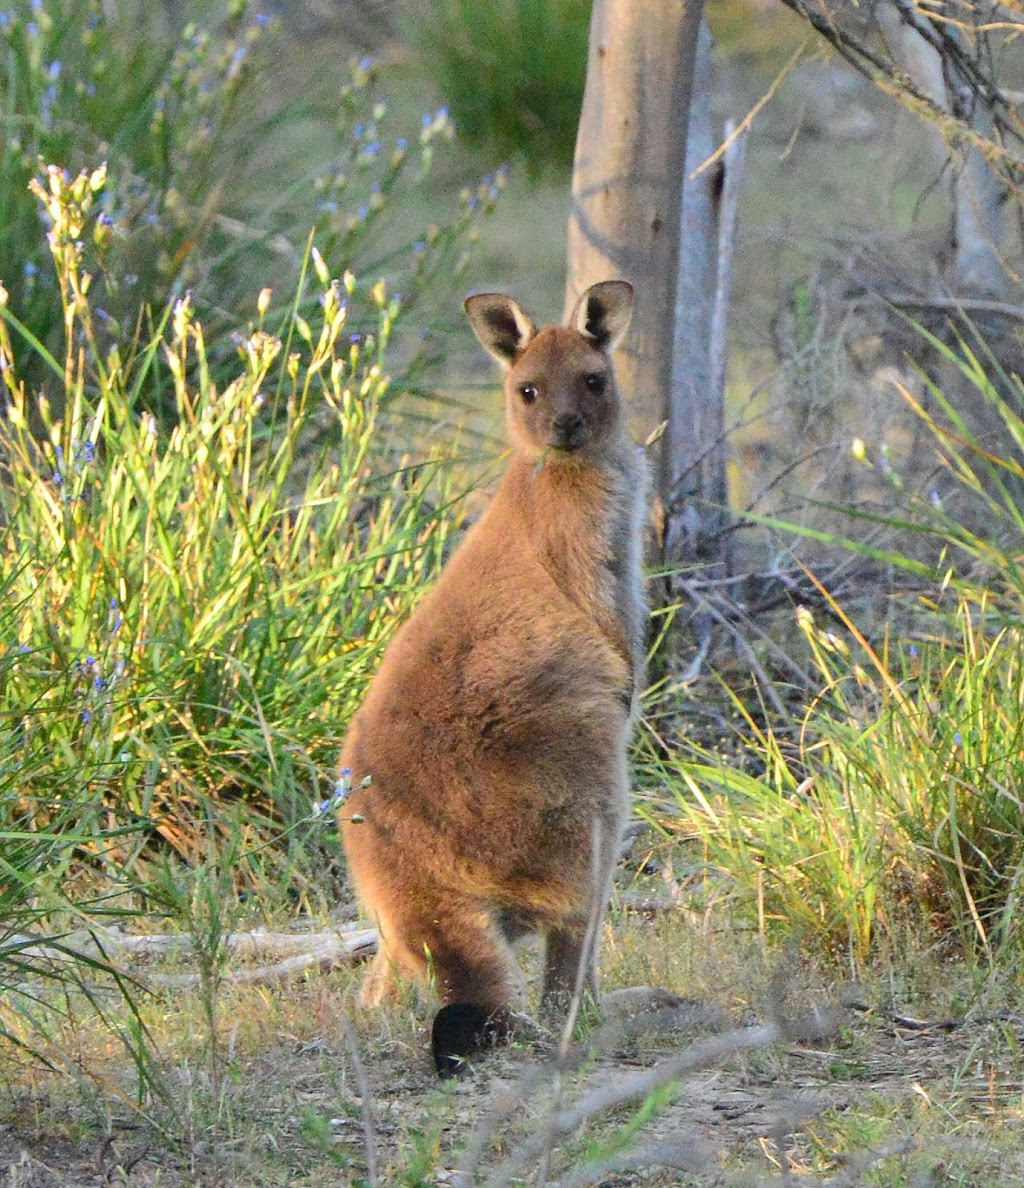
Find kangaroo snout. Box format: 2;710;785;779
551;410;589;450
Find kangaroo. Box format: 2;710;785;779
339;281;650;1076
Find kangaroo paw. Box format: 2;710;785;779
431;1003;511;1078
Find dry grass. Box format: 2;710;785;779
4;868;1024;1185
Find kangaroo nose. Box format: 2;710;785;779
552;412;585;443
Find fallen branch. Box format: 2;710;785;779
144;929;379;989
4;925;380;989
615;891;679;916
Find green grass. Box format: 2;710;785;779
644;326;1024;976
406;0;591;173
0;164;464;1079
656;591;1024;970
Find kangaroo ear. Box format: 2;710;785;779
464;293;537;367
570;280;634;353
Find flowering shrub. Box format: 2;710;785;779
0;165;456;893
0;0;503;403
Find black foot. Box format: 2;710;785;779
431;1003;507;1079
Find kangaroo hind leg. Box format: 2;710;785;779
425;904;524;1078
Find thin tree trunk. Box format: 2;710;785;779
565;0;707;447
664;22;721;573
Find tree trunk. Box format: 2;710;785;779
565;0;707;447
663;22;727;578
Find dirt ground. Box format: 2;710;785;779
4;900;1024;1186
4;1004;1024;1185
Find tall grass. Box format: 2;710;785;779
0;163;458;906
658;592;1024;969
654;332;1024;973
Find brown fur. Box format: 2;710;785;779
340;282;648;1058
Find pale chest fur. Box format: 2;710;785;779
493;443;649;697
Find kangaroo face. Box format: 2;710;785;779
465;280;634;462
505;327;615;458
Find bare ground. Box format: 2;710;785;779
4;900;1024;1186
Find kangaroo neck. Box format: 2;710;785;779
497;447;641;665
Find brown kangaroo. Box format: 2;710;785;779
340;281;649;1076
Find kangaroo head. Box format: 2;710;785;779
465;281;634;461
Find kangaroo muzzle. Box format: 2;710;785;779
551;410;589;451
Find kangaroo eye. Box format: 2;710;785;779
518;382;538;405
584;373;606;395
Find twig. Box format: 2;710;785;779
855;291;1024;323
690;42;806;181
477;1022;791;1188
341;1014;378;1188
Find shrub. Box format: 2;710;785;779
654;331;1024;971
0;164;458;897
0;0;503;405
407;0;591;172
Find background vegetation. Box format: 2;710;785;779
3;0;1024;1183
